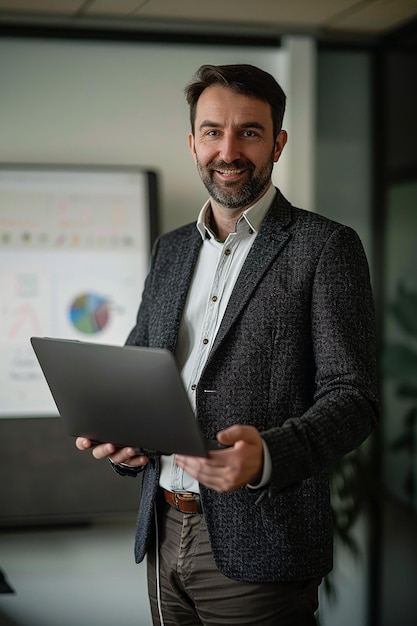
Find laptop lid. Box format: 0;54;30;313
30;337;209;457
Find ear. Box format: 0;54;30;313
188;133;197;162
273;130;288;163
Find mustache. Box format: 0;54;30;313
207;159;255;172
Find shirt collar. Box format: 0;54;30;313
196;184;276;241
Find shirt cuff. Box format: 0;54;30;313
248;439;272;489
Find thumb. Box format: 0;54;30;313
217;425;253;446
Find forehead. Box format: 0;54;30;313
195;85;273;129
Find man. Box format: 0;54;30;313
77;64;379;625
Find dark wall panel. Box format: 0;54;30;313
0;417;140;525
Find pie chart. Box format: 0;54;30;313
69;293;110;334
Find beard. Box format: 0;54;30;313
196;150;275;210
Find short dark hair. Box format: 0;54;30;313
184;64;286;139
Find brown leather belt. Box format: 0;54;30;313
163;489;202;514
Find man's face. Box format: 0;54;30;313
188;85;287;211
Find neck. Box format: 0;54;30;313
208;203;245;242
207;182;273;241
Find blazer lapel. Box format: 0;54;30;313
210;191;293;355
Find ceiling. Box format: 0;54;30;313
0;0;417;43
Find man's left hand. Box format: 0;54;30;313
175;425;263;492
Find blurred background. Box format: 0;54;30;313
0;1;417;625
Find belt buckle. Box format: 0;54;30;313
173;492;182;511
173;491;196;513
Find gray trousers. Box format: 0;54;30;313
146;501;320;625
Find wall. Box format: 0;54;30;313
0;36;314;235
316;49;372;259
315;49;373;626
379;45;417;626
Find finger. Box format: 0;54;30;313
110;447;149;466
125;455;149;467
75;437;93;450
217;424;258;446
217;425;241;443
92;442;117;459
176;444;261;493
175;454;229;486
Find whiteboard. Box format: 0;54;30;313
0;165;158;417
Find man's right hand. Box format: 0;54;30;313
75;437;149;468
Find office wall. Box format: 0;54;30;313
316;50;372;260
0;36;315;235
379;47;417;626
315;49;373;626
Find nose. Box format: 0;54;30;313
218;133;241;163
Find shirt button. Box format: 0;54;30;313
203;338;209;345
224;248;231;256
212;295;218;302
191;384;197;391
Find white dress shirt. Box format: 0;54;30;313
159;184;275;494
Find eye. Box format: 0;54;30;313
242;130;257;138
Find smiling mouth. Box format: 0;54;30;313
216;167;246;175
213;167;251;181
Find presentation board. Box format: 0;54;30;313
0;165;158;418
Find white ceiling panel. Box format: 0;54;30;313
326;0;417;32
0;0;84;12
0;0;416;36
85;0;147;16
128;0;362;26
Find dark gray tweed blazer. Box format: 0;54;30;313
125;188;379;582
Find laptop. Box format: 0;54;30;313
30;337;213;457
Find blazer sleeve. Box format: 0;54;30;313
263;225;380;493
125;237;161;348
